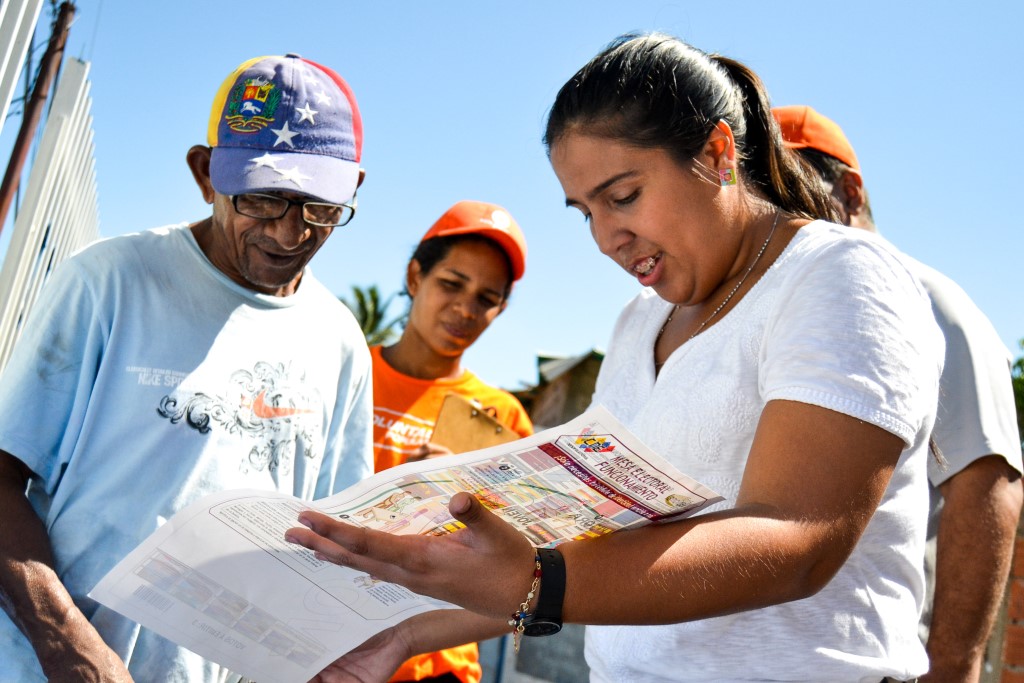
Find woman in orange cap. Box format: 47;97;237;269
370;200;533;683
291;34;941;683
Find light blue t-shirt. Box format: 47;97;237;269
0;224;373;682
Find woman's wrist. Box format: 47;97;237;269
508;552;542;652
523;547;565;637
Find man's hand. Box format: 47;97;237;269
307;627;410;683
307;610;506;683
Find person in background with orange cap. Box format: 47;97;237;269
371;200;533;683
0;54;374;682
774;104;1023;683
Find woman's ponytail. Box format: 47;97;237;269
545;33;839;223
709;55;838;222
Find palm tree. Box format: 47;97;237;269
340;284;405;346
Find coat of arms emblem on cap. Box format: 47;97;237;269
224;77;282;134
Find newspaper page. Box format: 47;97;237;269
90;405;722;683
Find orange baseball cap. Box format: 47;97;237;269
772;105;860;171
419;200;527;281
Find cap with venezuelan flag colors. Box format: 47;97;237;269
207;54;362;206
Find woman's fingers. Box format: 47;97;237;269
447;491;476;518
286;512;420;587
448;493;535;556
285;495;540;619
447;491;521;550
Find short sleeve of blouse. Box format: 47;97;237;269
760;231;944;447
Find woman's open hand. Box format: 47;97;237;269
286;492;537;619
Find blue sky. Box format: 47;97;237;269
5;1;1022;390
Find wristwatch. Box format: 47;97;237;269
523;547;565;636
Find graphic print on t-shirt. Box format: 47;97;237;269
157;361;323;475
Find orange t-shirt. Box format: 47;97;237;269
370;345;533;683
370;345;533;471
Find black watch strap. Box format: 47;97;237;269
523;547;565;637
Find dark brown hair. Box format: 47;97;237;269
544;33;838;222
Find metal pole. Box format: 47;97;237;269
0;1;75;238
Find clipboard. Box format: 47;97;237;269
430;393;520;453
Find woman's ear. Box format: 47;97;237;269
701;120;736;172
405;259;422;298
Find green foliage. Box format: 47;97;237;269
1013;339;1024;448
340;284;405;347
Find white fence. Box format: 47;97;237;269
0;0;43;126
0;55;100;371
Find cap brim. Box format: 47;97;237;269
434;225;525;281
210;147;359;205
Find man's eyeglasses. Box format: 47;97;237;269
230;193;357;227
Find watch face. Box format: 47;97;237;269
523;619;562;637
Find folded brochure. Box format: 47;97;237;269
90;405;722;683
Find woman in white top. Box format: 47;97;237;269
288;32;943;683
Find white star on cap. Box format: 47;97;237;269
271;121;300;148
295;103;318;124
274;165;313;188
249;152;280;168
314;89;331;105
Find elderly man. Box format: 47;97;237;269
775;104;1023;683
0;54;374;681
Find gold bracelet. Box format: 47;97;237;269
508;552;541;653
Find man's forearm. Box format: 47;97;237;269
0;452;129;680
923;456;1023;682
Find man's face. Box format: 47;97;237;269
187;145;357;297
206;191;334;297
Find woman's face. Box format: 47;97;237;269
405;239;510;359
550;130;740;306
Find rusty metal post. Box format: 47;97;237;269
0;1;76;238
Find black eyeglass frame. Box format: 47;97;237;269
230;192;357;227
